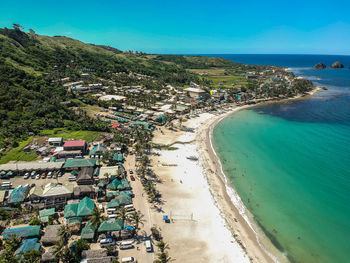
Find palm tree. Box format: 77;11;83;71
90;207;104;228
129;210;145;233
53;239;65;260
154;252;173;263
116;207;127;227
156;240;169;253
57;225;71;244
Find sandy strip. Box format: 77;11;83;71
151;88;321;263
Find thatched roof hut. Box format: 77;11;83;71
41;225;61;245
41;248;56;262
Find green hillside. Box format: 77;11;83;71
0;27;239;150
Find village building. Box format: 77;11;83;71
184;87;206;98
76;167;95;185
62;158;97;170
41;225;62;246
3;225;41;240
47;137;63;146
63;140;88;153
29;183;74;208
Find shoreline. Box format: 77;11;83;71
195;86;323;262
197;105;284;263
151;86;321;262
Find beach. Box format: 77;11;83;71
148;108;276;263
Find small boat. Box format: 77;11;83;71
186;156;198;161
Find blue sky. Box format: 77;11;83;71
0;0;349;54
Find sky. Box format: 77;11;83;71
0;0;349;54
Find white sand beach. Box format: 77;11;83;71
150;112;251;263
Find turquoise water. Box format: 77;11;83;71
211;54;350;263
213;108;350;263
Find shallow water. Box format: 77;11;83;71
211;54;350;263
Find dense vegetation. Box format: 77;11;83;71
0;26;216;149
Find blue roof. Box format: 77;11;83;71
3;225;41;239
17;238;41;256
9;186;28;203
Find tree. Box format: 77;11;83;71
70;239;90;263
156;240;169;253
22;249;41;263
12;24;23;31
154;240;172;263
129;210;145;233
29;217;41;225
57;225;71;244
116;207;127;227
90;207;104;228
53;239;65;261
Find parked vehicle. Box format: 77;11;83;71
47;172;53;179
68;176;76;182
41;172;47;179
107;208;116;214
57;172;63;177
121;257;137;263
24;173;30;179
119;240;134;249
130;175;135;181
129;169;133;174
53;174;57;179
145;240;152;252
35;175;40;180
1;182;12;188
124;204;135;212
100;238;115;247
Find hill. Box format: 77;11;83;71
0;27;238;149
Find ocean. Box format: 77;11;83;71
210;54;350;263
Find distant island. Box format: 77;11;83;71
314;61;344;69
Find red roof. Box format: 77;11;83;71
111;123;119;129
64;140;86;147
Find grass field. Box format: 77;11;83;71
0;138;38;164
40;128;102;142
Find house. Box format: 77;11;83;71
76;167;94;185
74;185;95;198
64;197;95;219
89;144;107;158
47;137;63;146
17;238;41;256
97;220;123;233
81;223;96;241
99;95;126;101
81;249;115;263
184;87;206;98
3;225;41;239
63;140;87;153
39;208;55;223
41;225;62;245
56;150;82;159
99;166;119;182
9;186;29;204
63;158;97;170
29;183;74;208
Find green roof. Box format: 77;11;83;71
77;197;95;217
89;144;107;156
64;203;78;218
39;208;55;218
81;223;96;240
63;158;97;169
68;217;83;224
107;178;121;190
113;153;124;162
106;194;132;208
97;220;123;233
3;225;41;239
